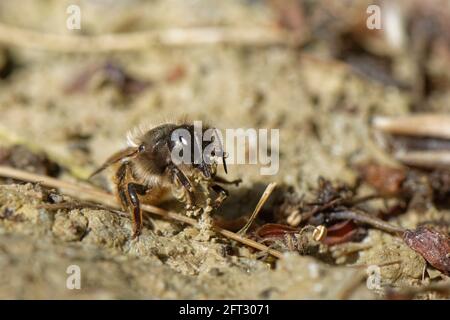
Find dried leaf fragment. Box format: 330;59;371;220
357;162;406;196
403;226;450;276
322;220;359;245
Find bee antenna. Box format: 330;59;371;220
88;165;108;180
88;147;139;180
222;152;228;174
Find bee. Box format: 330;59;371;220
90;122;241;238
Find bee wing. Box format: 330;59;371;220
89;146;139;179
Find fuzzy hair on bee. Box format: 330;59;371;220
90;120;241;238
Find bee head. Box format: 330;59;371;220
130;122;226;179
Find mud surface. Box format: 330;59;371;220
0;0;449;299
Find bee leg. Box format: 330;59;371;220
127;183;148;238
210;184;229;209
115;163;149;238
169;164;196;208
116;164;129;208
213;175;242;186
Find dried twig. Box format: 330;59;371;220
0;23;296;53
238;182;277;235
330;210;406;235
347;260;402;269
0;165;283;259
373;115;450;140
37;202;127;217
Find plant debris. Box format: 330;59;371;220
404;226;450;276
251;223;319;255
64;61;152;97
358;162;450;207
0;145;60;181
